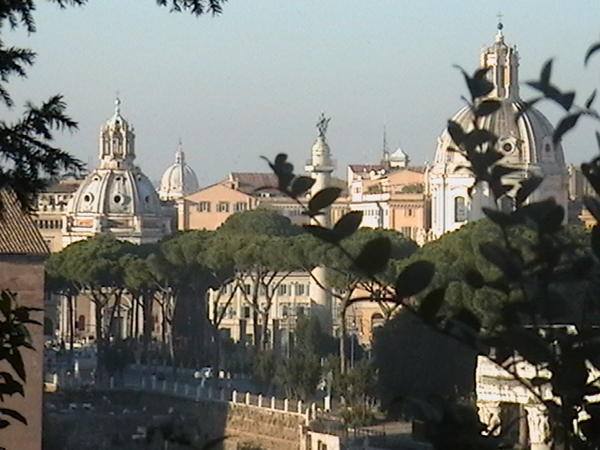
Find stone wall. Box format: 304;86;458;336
46;389;307;449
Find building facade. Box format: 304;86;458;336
429;24;569;238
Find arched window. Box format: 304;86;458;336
454;196;467;222
371;313;384;332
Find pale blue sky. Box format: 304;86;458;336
6;0;600;185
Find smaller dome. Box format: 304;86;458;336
159;145;199;201
390;147;409;168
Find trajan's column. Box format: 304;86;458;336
305;114;335;333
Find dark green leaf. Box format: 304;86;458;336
6;351;25;381
395;261;435;298
515;176;543;206
0;372;24;397
290;176;315;198
540;59;553;86
447;120;465;146
463;129;498;151
454;65;494;100
302;225;338;244
592;225;600;260
354;237;391;276
553;113;582;145
332;211;363;240
515;98;542;122
0;408;26;425
482;207;517;227
584;196;600;223
453;308;481;333
491;165;519;180
585;41;600;66
586;89;597;109
417;288;445;321
474;99;501;117
308;187;341;214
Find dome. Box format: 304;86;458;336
429;24;568;238
69;166;162;216
158;145;200;201
64;99;170;245
390;147;409;168
433;100;565;174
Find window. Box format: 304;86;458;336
77;315;86;331
454;196;467;222
243;284;251;295
281;304;289;318
295;284;305;296
217;202;230;213
405;208;414;217
234;202;247;212
277;284;288;296
243;306;251;319
196;201;211;212
297;306;305;317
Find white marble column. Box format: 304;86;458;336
478;401;502;435
525;404;551;450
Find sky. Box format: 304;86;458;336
5;0;600;186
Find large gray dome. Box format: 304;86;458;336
433;101;565;175
64;99;170;245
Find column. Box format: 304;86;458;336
477;401;502;435
525;404;551;450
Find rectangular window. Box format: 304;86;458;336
295;284;305;296
243;306;251;319
277;284;288;296
243;284;251;295
234;202;247;212
196;201;211;212
281;304;288;318
217;202;230;213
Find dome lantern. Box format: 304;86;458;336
99;97;136;169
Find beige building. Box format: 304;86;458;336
347;165;430;244
177;171;348;231
208;272;313;351
32;178;82;253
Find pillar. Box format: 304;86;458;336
525;404;551;450
477;401;502;435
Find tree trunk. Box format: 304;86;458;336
142;292;154;364
340;301;348;375
261;310;270;350
251;277;261;349
67;294;74;356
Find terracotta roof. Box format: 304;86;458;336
0;190;49;255
228;172;282;195
349;164;386;173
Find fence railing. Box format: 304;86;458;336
46;370;328;423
